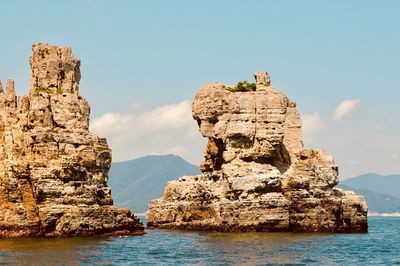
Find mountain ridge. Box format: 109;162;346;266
338;184;400;214
342;172;400;198
109;155;400;215
109;154;200;213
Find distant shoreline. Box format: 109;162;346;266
368;212;400;217
137;212;400;218
134;212;400;218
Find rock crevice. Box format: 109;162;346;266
0;43;144;237
147;72;368;232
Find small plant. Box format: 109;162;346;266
228;81;256;92
19;135;26;146
34;87;69;96
38;48;49;59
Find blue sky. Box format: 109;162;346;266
0;0;399;178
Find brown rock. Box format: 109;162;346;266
0;43;144;237
147;72;368;232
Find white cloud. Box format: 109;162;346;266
90;100;205;164
302;112;325;143
332;99;360;121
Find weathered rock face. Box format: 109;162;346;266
0;43;144;237
147;72;368;232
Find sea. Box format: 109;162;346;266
0;217;398;265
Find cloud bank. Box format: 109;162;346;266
91;98;400;178
91;100;205;163
302;112;325;143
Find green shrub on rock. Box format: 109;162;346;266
228;81;256;92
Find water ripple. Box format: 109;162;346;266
0;217;398;265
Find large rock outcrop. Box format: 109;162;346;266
147;72;368;232
0;43;144;237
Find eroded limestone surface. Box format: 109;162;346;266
0;44;144;237
147;72;368;232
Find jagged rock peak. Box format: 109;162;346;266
253;71;271;90
192;71;303;174
0;44;144;237
29;43;81;96
147;72;368;233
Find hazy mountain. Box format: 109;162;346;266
339;173;400;214
110;159;400;214
338;184;400;213
341;173;400;198
108;154;200;213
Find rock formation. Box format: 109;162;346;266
0;43;144;237
147;72;368;232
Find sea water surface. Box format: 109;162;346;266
0;217;398;265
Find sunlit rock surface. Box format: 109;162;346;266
147;72;368;232
0;43;144;237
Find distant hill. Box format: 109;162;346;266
108;154;200;213
109;160;400;214
341;173;400;198
338;184;400;213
